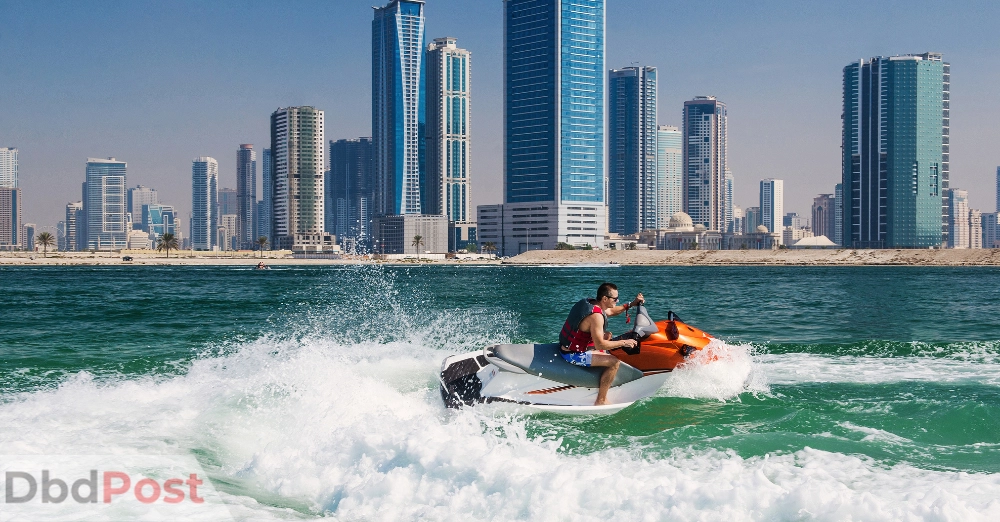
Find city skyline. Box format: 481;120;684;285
3;0;1000;229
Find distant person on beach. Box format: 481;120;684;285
559;282;643;405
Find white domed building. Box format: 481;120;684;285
638;211;723;250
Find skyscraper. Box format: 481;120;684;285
843;52;949;248
812;194;836;240
683;96;728;231
608;66;657;235
500;0;605;254
970;209;982;249
0;188;21;249
373;0;426;216
236;144;257;249
65;201;82;251
656;125;682;228
127;185;158;230
947;188;969;248
0;147;17;188
834;183;844;246
84;157;128;250
724;170;734;232
261;148;273;244
191;157;219;250
759;178;784;239
327;138;375;251
426;36;475;251
995;167;999;212
270;106;331;252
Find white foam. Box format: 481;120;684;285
1;334;999;520
760;353;1000;386
660;339;770;401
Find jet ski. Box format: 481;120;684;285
439;304;715;414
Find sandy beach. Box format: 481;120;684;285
2;248;1000;266
502;248;1000;266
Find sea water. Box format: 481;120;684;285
1;265;999;520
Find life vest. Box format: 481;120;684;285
559;298;607;352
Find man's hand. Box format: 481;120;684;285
630;292;644;308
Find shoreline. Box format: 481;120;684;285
501;248;1000;266
2;248;1000;266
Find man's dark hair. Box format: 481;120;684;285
597;282;618;300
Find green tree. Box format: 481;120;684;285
483;241;496;256
465;242;478;253
411;235;424;261
156;233;179;258
35;232;55;257
556;242;575;250
256;236;269;258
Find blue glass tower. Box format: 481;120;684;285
842;53;948;248
608;66;657;235
372;0;426;216
502;0;605;252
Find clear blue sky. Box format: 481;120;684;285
3;0;998;228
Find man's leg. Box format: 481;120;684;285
590;353;620;405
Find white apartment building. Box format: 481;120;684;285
270;106;333;252
191;157;219;250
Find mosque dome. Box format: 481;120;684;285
668;212;693;228
756;225;769;233
693;224;707;232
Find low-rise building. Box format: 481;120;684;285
373;214;448;255
639;212;723;250
723;225;781;250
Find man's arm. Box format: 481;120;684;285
583;314;637;351
605;292;644;317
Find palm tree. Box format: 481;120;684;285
156;232;179;258
411;235;424;261
36;232;55;257
483;241;496;256
256;236;269;258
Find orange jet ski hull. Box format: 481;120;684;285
613;318;714;374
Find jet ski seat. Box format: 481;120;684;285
486;343;644;388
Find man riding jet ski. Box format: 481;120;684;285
439;284;716;414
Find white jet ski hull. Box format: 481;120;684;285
439;347;669;414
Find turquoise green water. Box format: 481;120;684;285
1;265;999;520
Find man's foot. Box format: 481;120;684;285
594;398;608;406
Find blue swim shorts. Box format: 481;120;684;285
561;350;608;367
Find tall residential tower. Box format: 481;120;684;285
270;106;331;252
682;96;728;231
191;157;219;250
608;66;657;235
842;53;949;248
326;137;375;251
236;144;257;249
500;0;606;254
656;126;683;228
760;178;784;240
84;158;128;250
372;0;426;217
426;36;475;251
